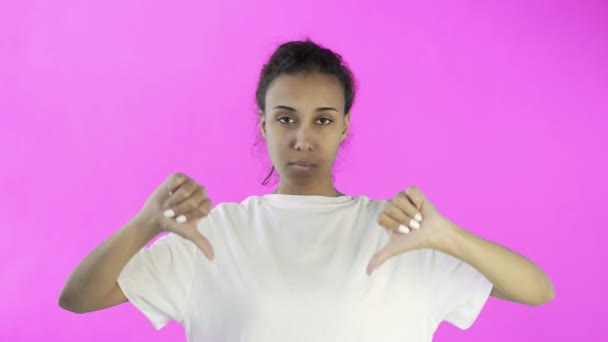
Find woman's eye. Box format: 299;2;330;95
278;117;294;124
277;117;332;125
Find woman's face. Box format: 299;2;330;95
260;72;350;186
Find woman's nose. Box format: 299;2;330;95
293;126;314;151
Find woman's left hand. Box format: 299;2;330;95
367;186;454;276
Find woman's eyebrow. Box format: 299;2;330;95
272;105;338;112
316;107;339;112
272;105;296;112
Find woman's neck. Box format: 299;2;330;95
273;182;344;197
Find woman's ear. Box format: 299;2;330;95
341;113;351;142
259;110;267;139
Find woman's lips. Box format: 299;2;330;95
289;162;315;170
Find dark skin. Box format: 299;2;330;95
260;72;350;197
60;72;553;316
259;72;555;303
58;72;351;314
62;62;549;342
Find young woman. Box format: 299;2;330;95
59;40;555;341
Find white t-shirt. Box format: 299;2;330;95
117;194;493;341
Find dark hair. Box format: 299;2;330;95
254;39;357;185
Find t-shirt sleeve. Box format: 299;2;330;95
425;249;493;330
117;232;197;330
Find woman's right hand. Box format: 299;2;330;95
137;172;215;260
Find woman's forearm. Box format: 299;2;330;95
434;222;555;306
59;214;160;312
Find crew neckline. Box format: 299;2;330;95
260;193;355;208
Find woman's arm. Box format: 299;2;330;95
59;215;160;313
370;186;555;306
59;173;214;314
433;222;555;306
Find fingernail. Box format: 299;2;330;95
414;213;423;222
398;225;410;234
176;215;187;223
163;209;175;218
409;219;421;230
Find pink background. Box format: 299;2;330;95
1;0;607;341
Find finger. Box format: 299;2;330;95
163;214;215;261
378;211;414;234
178;198;213;223
385;204;420;231
165;173;189;196
367;244;397;276
384;204;418;231
393;194;423;223
404;186;424;212
170;187;207;218
165;180;199;208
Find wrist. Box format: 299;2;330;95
428;219;465;255
132;212;163;237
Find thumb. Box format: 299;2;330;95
178;225;215;261
190;231;215;261
366;245;394;276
